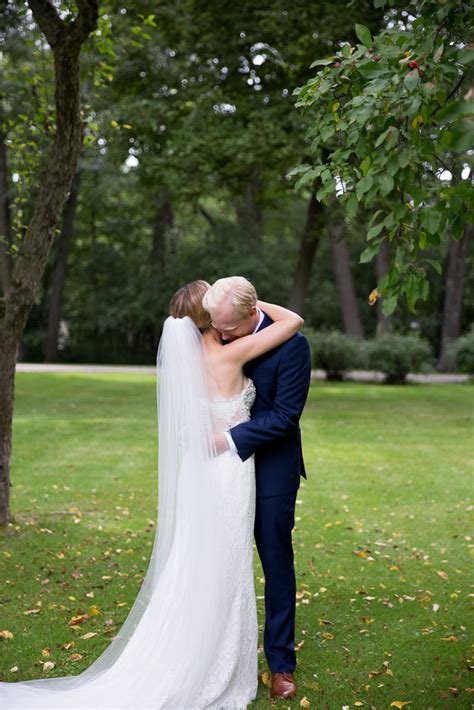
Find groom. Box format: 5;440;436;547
206;276;311;700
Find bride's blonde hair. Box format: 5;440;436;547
169;280;211;332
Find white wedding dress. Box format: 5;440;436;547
0;318;258;709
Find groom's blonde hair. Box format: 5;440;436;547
203;276;257;318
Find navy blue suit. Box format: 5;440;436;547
230;313;311;673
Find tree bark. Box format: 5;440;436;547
287;194;323;315
151;192;173;270
0;130;12;295
0;0;98;526
44;171;81;362
330;222;364;339
235;175;262;248
438;224;472;371
376;239;393;334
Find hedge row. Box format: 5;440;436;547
302;328;474;384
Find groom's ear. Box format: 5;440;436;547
249;306;257;317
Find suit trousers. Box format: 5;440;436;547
254;491;298;673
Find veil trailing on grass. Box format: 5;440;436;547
0;316;231;708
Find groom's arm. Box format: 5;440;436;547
229;336;311;462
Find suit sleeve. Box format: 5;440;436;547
230;336;312;462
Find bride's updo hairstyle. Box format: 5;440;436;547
169;280;212;332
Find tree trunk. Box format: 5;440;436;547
0;130;12;295
330;222;364;339
151;192;173;270
44;170;81;362
438;224;472;371
0;321;16;526
376;239;393;334
287;194;323;315
235;175;262;248
0;0;98;526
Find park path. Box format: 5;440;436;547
15;363;469;383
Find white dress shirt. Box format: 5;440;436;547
223;307;264;454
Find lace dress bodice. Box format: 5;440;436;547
210;378;256;431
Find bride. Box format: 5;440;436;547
0;280;303;709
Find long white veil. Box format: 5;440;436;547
0;316;230;708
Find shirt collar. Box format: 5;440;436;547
252;306;265;334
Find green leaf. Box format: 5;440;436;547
320;123;335;142
375;126;398;149
346;192;358;218
294;169;320;190
374;0;387;6
437;100;474;124
433;43;444;63
421;208;441;235
399;149;411;168
378;174;394;197
457;47;474;66
360;241;380;264
286;164;313;177
355;24;372;48
404;70;420;92
356;173;374;200
368;209;384;228
452;217;465;239
367;222;385;240
382;294;398;316
449;122;474;152
310;58;334;68
423;258;442;275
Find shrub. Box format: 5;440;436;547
365;334;433;384
449;328;474;375
302;328;363;380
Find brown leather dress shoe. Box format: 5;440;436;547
270;672;297;699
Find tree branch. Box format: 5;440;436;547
27;0;66;48
72;0;100;45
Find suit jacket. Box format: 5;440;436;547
230;313;312;498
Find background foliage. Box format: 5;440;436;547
0;0;472;365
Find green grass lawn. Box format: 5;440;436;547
0;374;472;709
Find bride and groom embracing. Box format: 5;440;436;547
0;276;312;709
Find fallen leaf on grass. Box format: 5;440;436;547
23;608;41;615
441;635;459;641
0;630;13;639
9;666;18;673
261;671;271;687
300;698;310;708
80;632;98;640
42;661;55;671
69;614;89;625
390;703;412;709
69;653;83;661
436;570;448;580
41;648;51;657
322;632;334;640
